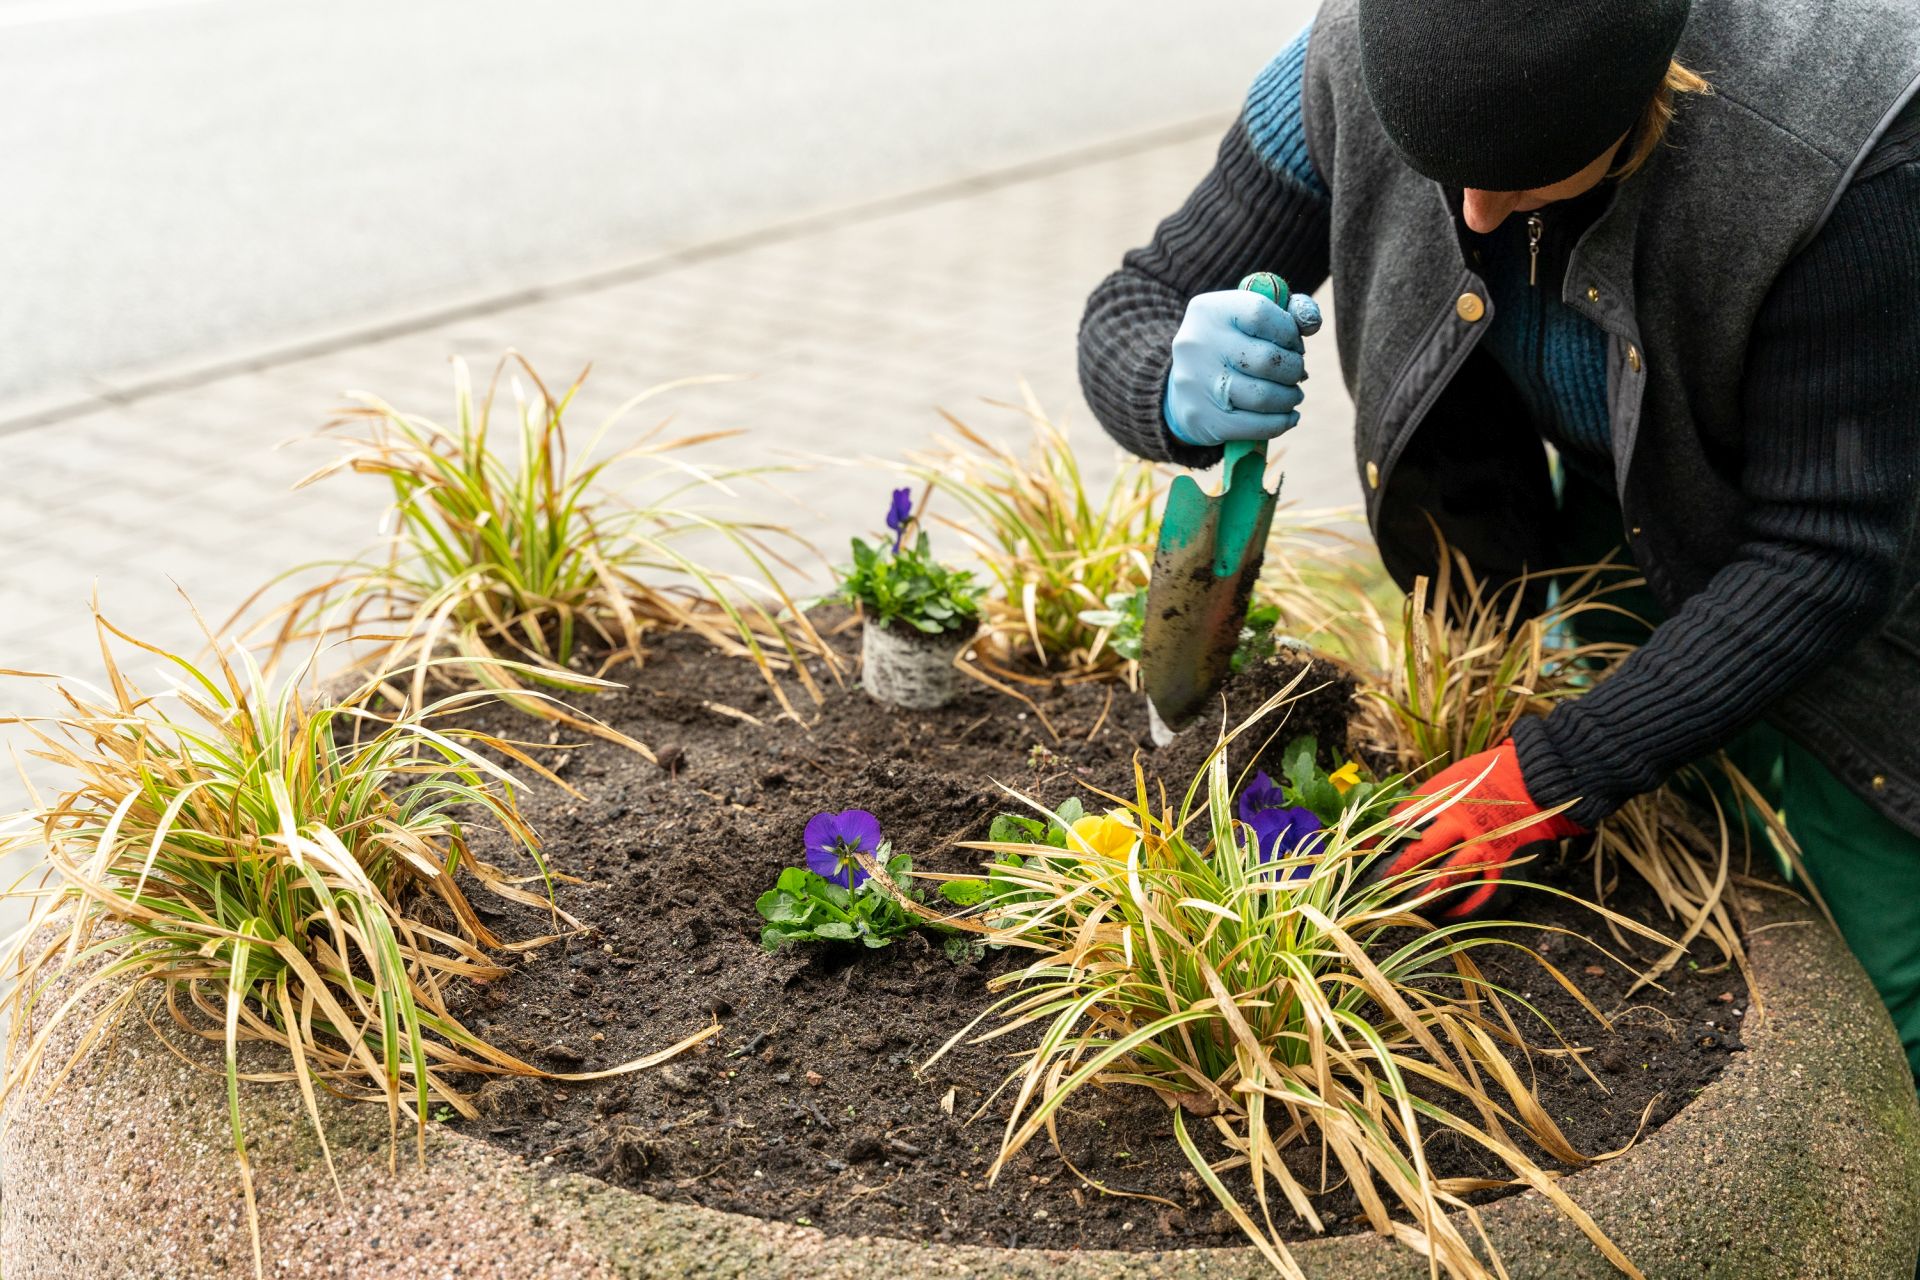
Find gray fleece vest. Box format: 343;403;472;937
1301;0;1920;827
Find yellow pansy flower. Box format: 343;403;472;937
1070;811;1138;859
1328;762;1363;795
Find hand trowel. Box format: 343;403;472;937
1142;271;1297;742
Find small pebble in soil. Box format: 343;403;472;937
657;1064;702;1095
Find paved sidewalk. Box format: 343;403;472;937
0;118;1359;814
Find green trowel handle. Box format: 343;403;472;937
1210;272;1291;576
1237;271;1290;310
1212;439;1271;578
1157;272;1293;577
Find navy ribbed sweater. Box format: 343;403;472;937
1080;31;1920;826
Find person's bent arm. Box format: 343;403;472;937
1512;153;1920;826
1078;28;1334;467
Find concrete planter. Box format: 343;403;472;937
5;885;1917;1279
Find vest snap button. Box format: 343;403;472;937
1630;526;1643;536
1586;285;1601;304
1366;460;1381;490
1627;345;1642;373
1873;774;1888;790
1455;292;1485;323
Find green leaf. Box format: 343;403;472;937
939;878;988;907
813;921;858;941
1282;737;1319;795
1299;778;1344;826
989;813;1047;846
943;935;986;964
1042;797;1084;847
761;920;820;951
756;890;808;925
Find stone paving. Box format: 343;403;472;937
0;117;1360;860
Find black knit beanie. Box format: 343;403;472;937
1356;0;1692;191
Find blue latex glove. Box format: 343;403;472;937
1163;288;1324;448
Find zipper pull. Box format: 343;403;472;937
1527;213;1544;288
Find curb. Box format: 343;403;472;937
0;114;1229;440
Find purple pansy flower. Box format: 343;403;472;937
1237;771;1322;878
804;808;884;889
885;487;914;552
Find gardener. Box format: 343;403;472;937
1079;0;1920;1091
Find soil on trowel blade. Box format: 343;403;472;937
442;626;1742;1252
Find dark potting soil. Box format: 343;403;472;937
442;629;1745;1252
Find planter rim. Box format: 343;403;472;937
5;882;1917;1279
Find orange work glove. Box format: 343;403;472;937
1376;739;1584;919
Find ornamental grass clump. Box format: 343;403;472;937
1252;512;1399;670
1359;548;1639;775
932;685;1659;1280
231;354;833;741
0;608;711;1275
903;390;1159;679
1356;544;1798;994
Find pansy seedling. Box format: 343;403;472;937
836;528;983;635
941;797;1091;927
1237;770;1324;877
1069;810;1137;860
804;808;883;890
1277;735;1403;825
758;810;921;950
885;486;914;552
760;808;988;956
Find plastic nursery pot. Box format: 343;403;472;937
859;616;976;710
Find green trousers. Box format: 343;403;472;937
1723;722;1920;1085
1555;469;1920;1088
